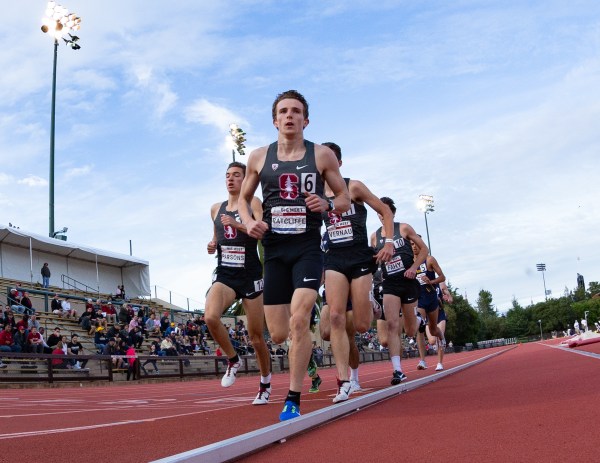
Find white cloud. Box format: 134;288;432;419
17;176;47;187
64;165;93;179
185;99;249;132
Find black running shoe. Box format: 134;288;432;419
391;370;407;385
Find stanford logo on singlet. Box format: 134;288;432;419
279;173;299;200
328;211;341;224
224;225;237;239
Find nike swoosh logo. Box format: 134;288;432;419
303;277;317;282
360;267;369;272
296;165;308;170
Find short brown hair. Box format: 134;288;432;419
272;90;309;121
228;162;246;175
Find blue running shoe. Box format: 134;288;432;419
279;400;301;421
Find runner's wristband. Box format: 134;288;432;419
385;238;394;244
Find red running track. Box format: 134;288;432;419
1;341;597;462
239;339;600;462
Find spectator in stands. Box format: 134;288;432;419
13;325;28;353
115;285;126;300
28;314;41;332
141;342;160;375
52;341;67;369
41;263;51;288
165;322;176;337
128;325;144;349
46;326;61;349
0;323;21;353
79;306;94;333
160;335;178;356
27;326;44;354
118;324;130;342
52;341;68;369
118;304;130;325
102;338;124;369
38;327;52;354
57;297;76;318
3;311;17;333
125;343;139;380
160;312;170;334
20;292;35;315
104;301;117;325
106;323;121;341
145;313;161;338
67;334;87;369
275;345;287;356
16;315;29;334
94;326;108;353
93;305;108;331
51;294;62;314
313;344;324;367
3;304;11;319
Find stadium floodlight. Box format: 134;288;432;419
416;194;434;254
41;2;82;237
536;263;548;301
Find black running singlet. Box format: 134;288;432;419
260;140;324;244
374;223;414;278
214;202;261;272
322;178;369;249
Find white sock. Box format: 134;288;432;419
261;373;272;385
350;368;359;382
391;355;402;372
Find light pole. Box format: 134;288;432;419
538;319;543;341
41;2;82;238
417;194;434;254
536;263;547;300
228;123;247;162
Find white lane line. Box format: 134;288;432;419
544;343;600;360
0;404;246;440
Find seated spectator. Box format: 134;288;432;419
102;337;123;369
145;313;161;338
28;314;41;332
78;306;94;332
93;305;108;330
27;326;44;354
94;326;108;353
51;294;62;314
67;334;87;369
160;335;178;356
128;325;144;349
160;312;170;334
38;327;53;354
2;310;17;333
13;325;28;353
104;301;117;325
20;292;35;315
0;323;21;353
165;322;176;337
118;304;130;325
51;341;68;369
16;314;30;334
56;297;76;318
141;342;160;375
106;323;122;341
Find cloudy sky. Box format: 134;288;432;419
1;0;599;312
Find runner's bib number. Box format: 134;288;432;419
327;220;353;244
271;206;307;234
221;245;245;267
385;255;406;275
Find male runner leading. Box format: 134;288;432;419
238;90;350;421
